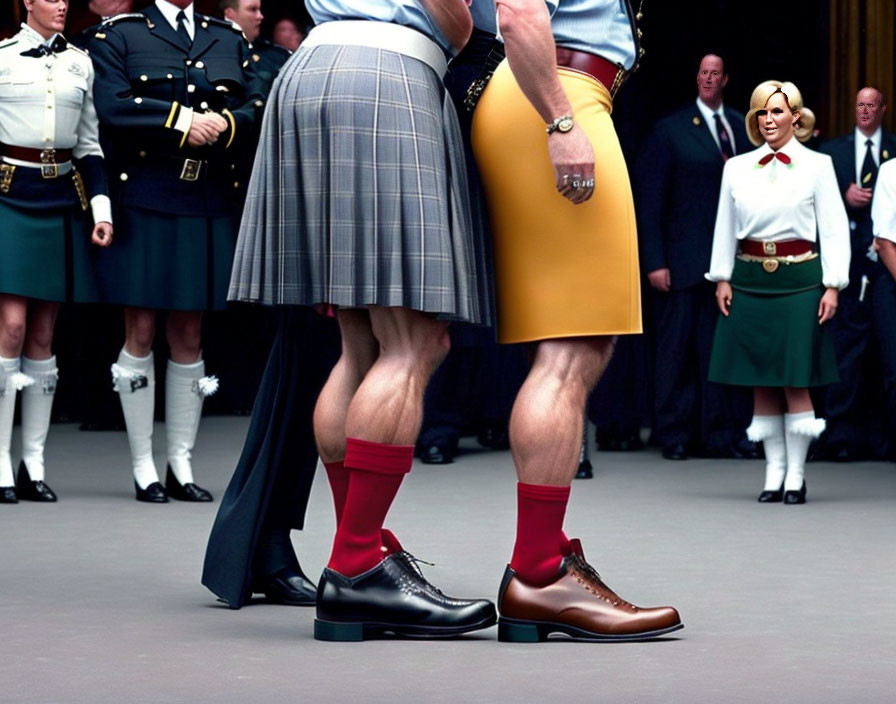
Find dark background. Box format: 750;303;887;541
0;0;854;146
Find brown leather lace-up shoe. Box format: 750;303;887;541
497;539;683;642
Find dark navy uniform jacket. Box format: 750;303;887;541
87;5;266;217
248;38;290;92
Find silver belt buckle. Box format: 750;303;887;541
180;158;201;182
40;149;59;179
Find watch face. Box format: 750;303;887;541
557;117;574;133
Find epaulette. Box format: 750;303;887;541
99;13;149;28
199;15;248;40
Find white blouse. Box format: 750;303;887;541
706;137;851;289
871;159;896;243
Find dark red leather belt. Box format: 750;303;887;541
740;239;815;257
555;47;626;97
0;143;73;163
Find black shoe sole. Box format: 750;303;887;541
313;613;497;641
497;616;684;642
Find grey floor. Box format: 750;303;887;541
2;417;895;703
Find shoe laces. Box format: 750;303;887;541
396;551;443;595
572;555;634;609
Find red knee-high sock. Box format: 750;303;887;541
326;438;413;577
323;460;349;525
509;482;571;586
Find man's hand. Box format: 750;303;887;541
715;281;732;316
845;182;873;208
187;112;228;148
648;268;671;292
550;126;595;204
91;221;113;247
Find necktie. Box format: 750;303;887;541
176;10;192;49
714;112;734;160
861;138;878;188
19;35;67;58
758;152;791;166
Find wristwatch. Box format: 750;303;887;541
546;114;574;135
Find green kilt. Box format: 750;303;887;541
92;207;237;311
708;256;839;387
0;199;98;303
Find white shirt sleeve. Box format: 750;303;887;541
872;161;896;243
706;161;737;282
814;155;850;289
72;61;103;160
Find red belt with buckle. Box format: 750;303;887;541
555;47;627;98
0;143;73;163
740;240;814;257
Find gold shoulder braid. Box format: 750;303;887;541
72;169;89;211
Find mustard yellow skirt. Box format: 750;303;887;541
472;61;641;344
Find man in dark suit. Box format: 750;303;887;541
638;53;755;460
818;86;896;460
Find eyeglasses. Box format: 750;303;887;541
857;103;879;110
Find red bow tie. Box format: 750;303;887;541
758;152;791;166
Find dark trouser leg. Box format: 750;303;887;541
872;277;896;459
823;292;872;452
652;289;696;448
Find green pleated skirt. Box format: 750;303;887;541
92;207;237;311
708;256;839;388
0;199;98;303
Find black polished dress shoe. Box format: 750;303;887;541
135;480;168;503
314;553;497;641
1;486;17;503
662;443;688;461
420;444;453;465
575;458;593;479
253;566;317;606
477;423;510;450
165;466;213;502
784;482;807;505
16;461;57;502
757;488;783;503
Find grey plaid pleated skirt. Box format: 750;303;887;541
229;43;493;326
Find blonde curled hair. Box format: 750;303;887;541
745;80;816;146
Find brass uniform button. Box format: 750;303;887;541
762;260;779;273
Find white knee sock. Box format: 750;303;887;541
20;356;58;482
113;349;158;489
1;356;34;487
784;411;826;491
166;358;218;485
747;414;786;492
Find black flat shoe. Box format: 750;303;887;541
165;466;213;502
16;461;57;502
253;566;317;606
662;444;688;461
135;480;168;503
757;489;783;503
575;458;593;479
1;486;17;503
420;444;453;465
314;553;497;641
784;482;807;505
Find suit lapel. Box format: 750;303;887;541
686;111;723;163
143;4;189;55
189;18;219;60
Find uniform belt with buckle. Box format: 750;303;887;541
738;239;817;273
0;143;73;179
179;158;206;182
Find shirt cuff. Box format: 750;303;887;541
90;195;113;225
174;105;194;135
